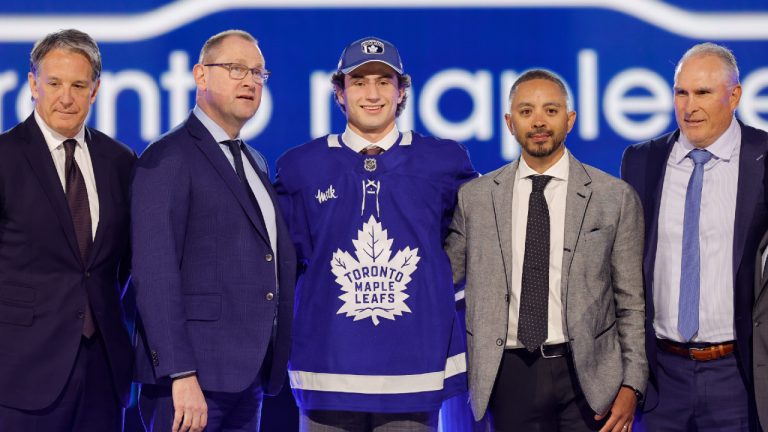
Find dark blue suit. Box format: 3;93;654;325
0;114;135;424
131;113;295;426
621;122;768;427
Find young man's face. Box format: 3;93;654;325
336;62;404;141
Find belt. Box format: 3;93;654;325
656;338;735;361
509;342;571;359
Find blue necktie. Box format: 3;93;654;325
678;149;713;341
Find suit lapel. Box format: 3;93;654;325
19;114;83;265
756;230;768;307
561;154;592;294
733;123;765;284
644;133;676;283
491;162;517;294
186;116;271;246
86;128;110;267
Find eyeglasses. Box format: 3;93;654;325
204;63;271;84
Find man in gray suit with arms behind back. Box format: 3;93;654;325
445;69;647;431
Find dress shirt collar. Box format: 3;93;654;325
341;125;400;153
517;148;570;182
193;105;239;144
34;109;86;152
673;117;740;165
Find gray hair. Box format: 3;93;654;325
508;68;573;112
675;42;740;86
198;29;258;64
30;29;101;81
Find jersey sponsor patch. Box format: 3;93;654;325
315;184;338;203
331;215;420;325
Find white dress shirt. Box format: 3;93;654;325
506;149;569;348
341;125;400;153
35;110;99;239
654;117;740;343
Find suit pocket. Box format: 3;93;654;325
0;284;35;304
183;294;222;321
595;320;616;339
0;302;33;326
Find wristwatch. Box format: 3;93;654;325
621;384;643;402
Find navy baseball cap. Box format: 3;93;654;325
337;37;404;75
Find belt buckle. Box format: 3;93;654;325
687;347;703;360
540;344;563;359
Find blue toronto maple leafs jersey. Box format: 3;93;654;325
275;131;478;412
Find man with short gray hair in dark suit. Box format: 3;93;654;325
132;29;295;432
0;29;136;431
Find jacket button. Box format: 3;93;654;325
265;292;274;301
265;254;273;262
496;338;504;346
756;321;761;327
85;272;91;277
77;311;85;319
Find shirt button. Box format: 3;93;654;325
85;272;91;277
496;338;504;346
265;254;273;262
265;292;274;301
77;311;85;319
756;321;761;327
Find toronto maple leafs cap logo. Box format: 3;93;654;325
337;36;404;75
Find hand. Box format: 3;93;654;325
171;375;208;432
594;386;637;432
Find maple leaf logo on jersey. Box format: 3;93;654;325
331;215;420;325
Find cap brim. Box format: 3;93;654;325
340;59;403;75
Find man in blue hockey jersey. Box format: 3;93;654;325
275;37;478;431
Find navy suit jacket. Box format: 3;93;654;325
0;114;135;410
131;113;295;395
621;122;768;408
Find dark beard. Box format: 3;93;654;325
518;128;564;158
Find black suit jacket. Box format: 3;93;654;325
621;121;768;410
0;114;136;410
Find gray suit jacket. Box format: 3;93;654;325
445;152;648;420
754;230;768;431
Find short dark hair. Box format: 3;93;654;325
331;70;412;117
507;68;572;112
199;29;258;64
30;29;101;81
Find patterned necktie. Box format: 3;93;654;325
678;149;713;341
63;139;95;337
222;140;266;228
361;146;384;156
518;175;553;351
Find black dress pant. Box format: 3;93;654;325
0;333;122;432
488;348;603;432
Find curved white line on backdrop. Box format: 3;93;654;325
0;0;766;42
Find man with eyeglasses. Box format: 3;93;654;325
132;29;295;432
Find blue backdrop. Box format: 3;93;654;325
2;1;766;430
1;1;768;178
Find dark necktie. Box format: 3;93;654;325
678;149;713;341
518;175;553;351
63;139;95;337
361;146;384;156
222;140;266;228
